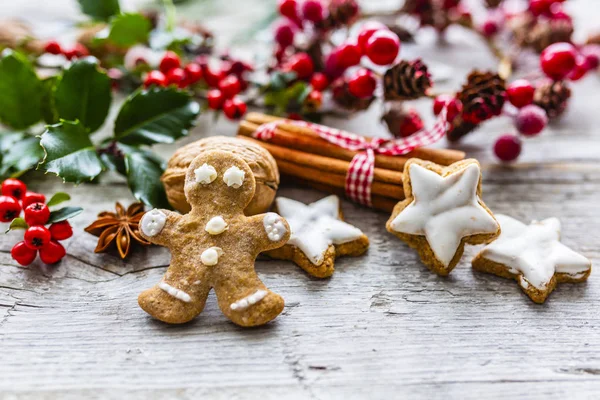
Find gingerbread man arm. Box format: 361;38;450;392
247;212;291;252
138;209;182;247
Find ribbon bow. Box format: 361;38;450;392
254;107;448;207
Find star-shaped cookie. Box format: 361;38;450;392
265;195;369;278
386;158;500;275
472;214;592;303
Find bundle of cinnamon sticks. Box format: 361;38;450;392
237;112;465;212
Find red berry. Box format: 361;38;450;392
22;192;46;209
11;242;37;266
305;90;323;109
347;69;377;99
357;22;388;53
540;42;577;80
568;57;590;81
442;0;460;9
365;30;400;66
279;0;299;21
515;105;548;136
310;72;329;91
0;195;22;222
44;40;62;55
398;109;424;138
507;79;535;108
336;42;362;68
73;43;90;58
2;178;27;200
24;226;52;250
49;221;73;241
481;19;499;37
494;134;522;162
284;53;314;79
202;66;226;88
529;0;552;16
433;94;452;115
24;202;50;226
274;22;295;48
166;67;187;88
144;70;167;87
302;0;324;23
184;63;203;84
207;89;225;110
433;95;462;122
218;75;242;98
222;97;247;120
159;51;181;74
323;49;346;79
39;241;66;265
580;45;600;70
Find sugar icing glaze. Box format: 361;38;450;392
194;163;217;184
389;163;499;267
158;281;191;303
275;195;364;265
263;213;287;241
223;166;245;188
230;290;268;311
140;209;167;237
478;214;591;290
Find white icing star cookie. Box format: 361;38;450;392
386;159;500;275
473;214;591;303
265;195;369;278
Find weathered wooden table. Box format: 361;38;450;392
2;1;600;398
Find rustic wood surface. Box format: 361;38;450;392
2;1;600;399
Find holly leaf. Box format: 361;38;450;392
0;49;43;129
47;192;71;207
114;87;200;145
5;218;28;234
77;0;120;21
40;76;59;124
39;120;105;184
0;135;44;178
120;145;170;208
48;207;83;224
54;58;112;132
108;13;151;48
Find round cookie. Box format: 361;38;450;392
162;136;279;215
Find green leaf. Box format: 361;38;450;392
39;120;105;184
40;76;59;124
0;135;44;178
54;58;112;132
5;218;28;234
121;146;170;208
108;13;151;47
77;0;120;21
0;49;43;129
114;87;200;146
46;192;71;207
48;207;83;224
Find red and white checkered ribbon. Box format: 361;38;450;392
253;107;449;207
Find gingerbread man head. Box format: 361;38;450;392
138;150;291;327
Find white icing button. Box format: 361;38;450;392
205;216;228;235
194;163;217;184
140;209;167;237
223;166;245;188
263;212;287;242
201;247;223;266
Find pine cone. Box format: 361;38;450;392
401;0;435;26
447;116;478;142
317;0;359;30
331;79;374;111
383;59;432;101
528;19;574;53
534;80;571;119
381;103;424;138
385;23;415;43
457;71;506;124
485;0;503;8
587;32;600;45
509;13;536;48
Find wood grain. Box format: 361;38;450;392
2;0;600;399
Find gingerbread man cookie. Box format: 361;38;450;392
138;150;291;327
265;195;369;278
472;214;591;303
386;158;500;276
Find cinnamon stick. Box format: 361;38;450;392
244;112;466;167
276;159;405;200
238;136;403;185
282;176;398;213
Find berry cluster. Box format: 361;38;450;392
1;179;74;266
43;40;90;60
142;51;250;120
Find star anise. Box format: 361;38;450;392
84;202;151;259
